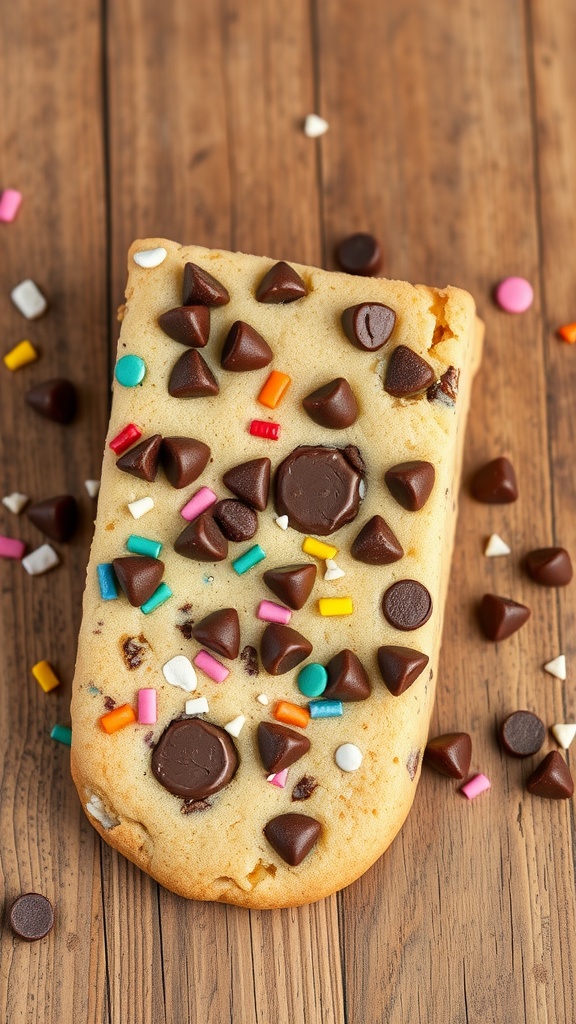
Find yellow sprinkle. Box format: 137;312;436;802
318;597;353;617
3;340;38;371
302;536;338;560
31;660;61;693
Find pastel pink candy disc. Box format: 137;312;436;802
495;276;533;314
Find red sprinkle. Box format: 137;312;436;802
249;419;280;440
109;423;142;454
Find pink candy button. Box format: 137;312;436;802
0;189;22;223
257;599;292;625
193;649;229;683
180;486;217;521
460;773;491;800
138;688;157;724
494;276;533;314
0;535;26;560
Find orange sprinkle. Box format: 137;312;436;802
258;370;291;409
273;700;310;729
101;703;136;734
558;322;576;344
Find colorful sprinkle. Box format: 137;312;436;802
543;654;566;680
275;515;289;530
126;534;162;558
115;354;146;387
141;583;172;614
109;423;142;455
3;340;38;371
256;693;269;706
180;486;217;522
551;724;576;749
335;743;363;772
232;543;266;575
494;276;533;314
128;496;154;520
100;703;137;734
324;558;345;581
297;663;328;698
309;699;343;719
2;492;29;514
0;535;26;560
267;768;289;788
84;480;100;498
133;247;167;268
162;655;197;692
50;724;71;746
193;649;229;683
249;419;280;440
31;660;60;694
257;599;292;625
224;715;246;738
273;700;310;729
460;773;491;800
302;536;338;560
0;188;22;222
138;688;157;724
318;597;353;616
258;370;291;409
558;322;576;344
484;534;511;557
22;544;59;576
97;563;118;600
304;113;329;138
11;280;47;320
185;696;210;715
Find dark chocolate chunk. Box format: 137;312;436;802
384;460;435;511
324;649;371;701
27;495;78;542
240;644;259;676
221;321;274;371
255;261;307;304
160;436;211;489
427;366;460;406
341;302;396;351
192;608;240;659
335;233;383;276
25;378;77;424
174;514;228;562
152;718;238;799
292;775;318;801
471;457;518;504
384;345;436;397
158;305;210;347
526;750;574;799
351;515;404;565
182;262;230;307
263;563;317;610
260;623;313;675
223;457;270;511
121;634;150;670
257;721;311;773
116;434;162;482
168;349;219;398
500;711;545;757
424;733;472;779
406;749;421;781
525;547;573;587
377;645;429;695
213;499;258;542
10;893;54;941
302;378;358;429
181;797;212;814
479;593;530;641
263;813;321;865
112;556;164;607
382;581;433;631
274;445;364;535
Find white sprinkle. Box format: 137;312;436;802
224;715;246;738
22;544;59;576
2;492;29;515
543;654;566;681
324;558;345;581
133;247;167;269
359;479;367;499
256;693;269;706
163;655;197;692
275;515;289;530
484;534;511;557
185;696;209;715
86;794;119;830
304;114;329;138
11;279;48;319
128;496;154;520
335;743;363;772
552;723;576;750
84;479;101;498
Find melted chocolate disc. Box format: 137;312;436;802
274;445;365;536
151;718;238;799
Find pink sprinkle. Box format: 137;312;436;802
460;773;491;800
0;535;26;560
109;422;142;455
0;189;22;223
193;649;230;683
180;486;217;521
138;688;157;725
249;419;280;440
257;599;292;625
494;276;534;314
267;768;289;789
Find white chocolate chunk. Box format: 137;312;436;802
484;534;511;557
2;492;29;514
86;794;119;830
543;655;566;681
304;114;329;138
22;544;59;576
11;279;48;319
551;723;576;749
324;558;345;581
85;479;101;498
185;696;209;715
335;743;363;772
162;655;197;692
128;496;154;519
224;715;246;738
133;247;167;268
275;515;289;530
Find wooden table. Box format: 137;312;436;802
1;1;575;1020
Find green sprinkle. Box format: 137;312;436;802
232;544;266;576
297;663;328;698
126;534;162;558
51;724;72;746
115;354;146;387
141;582;172;614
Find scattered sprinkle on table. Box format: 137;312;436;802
115;354;146;387
84;479;100;498
51;724;72;746
128;496;154;520
31;660;60;693
494;276;533;314
0;188;23;222
133;246;167;268
484;534;511;557
460;773;491;800
335;743;363;772
3;340;38;371
11;279;48;320
304;113;329;138
22;544;59;576
2;492;29;515
162;655;197;692
557;322;576;344
0;535;26;560
543;654;566;680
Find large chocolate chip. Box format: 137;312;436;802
335;233;382;276
471;457;518;503
255;262;307;304
377;645;429;695
525;547;573;587
27;495;78;542
384;345;436;397
263;813;321;865
220;321;274;371
341;303;396;351
384;461;435;511
302;378;358;429
116;434;162;482
10;893;54;941
158;305;210;347
257;721;311;773
168;349;219;398
192;608;240;659
182;262;230;307
25;378;77;424
479;594;530;641
223;457;271;511
112;556;164;606
160;436;211;489
424;733;472;779
152;718;238;799
262;563;317;610
174;514;228;562
351;515;404;565
382;581;433;631
324;649;371;701
527;750;574;799
500;711;545;757
260;623;313;675
213;499;258;542
274;445;364;536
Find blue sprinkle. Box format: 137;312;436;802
141;582;172;614
308;699;343;719
97;563;118;600
115;354;146;387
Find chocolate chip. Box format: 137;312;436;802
174;514;228;562
470;457;518;503
220;321;274;371
424;733;472;779
263;813;321;865
26;378;77;424
27;495;78;542
260;623;313;675
152;718;238;799
213;499;258;542
168;349;219;398
255;261;307;304
384;345;436;397
257;721;311;773
182;262;230;307
377;645;429;694
262;563;317;610
324;649;371;701
116;434;162;482
192;607;240;659
479;594;531;641
384;461;435;511
335;233;383;276
351;515;404;565
382;581;433;631
302;378;358;429
160;436;211;489
181;797;212;814
525;547;573;587
223;457;271;510
341;302;396;351
112;556;164;607
526;750;574;799
274;445;364;536
292;775;318;801
240;644;259;676
427;365;460;406
10;893;54;941
500;711;545;757
158;305;210;347
121;634;150;670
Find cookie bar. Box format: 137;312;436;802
70;239;483;908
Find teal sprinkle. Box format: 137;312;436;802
51;724;72;746
88;686;100;696
232;544;266;576
126;534;162;558
297;663;328;698
97;562;118;600
308;699;343;719
115;354;146;387
141;582;172;614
